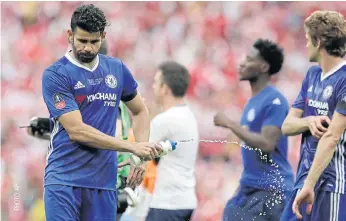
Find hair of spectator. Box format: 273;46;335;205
305;11;346;57
71;4;108;33
158;61;190;97
254;39;284;75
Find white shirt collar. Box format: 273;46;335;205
320;60;346;81
65;51;100;72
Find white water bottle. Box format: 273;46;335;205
130;140;177;166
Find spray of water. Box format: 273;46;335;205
177;138;288;220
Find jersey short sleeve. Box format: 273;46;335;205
149;115;170;143
336;76;346;116
42;68;79;119
262;98;289;128
292;70;310;110
121;62;138;102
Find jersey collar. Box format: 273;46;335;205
65;50;100;72
320;60;346;81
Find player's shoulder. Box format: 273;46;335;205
306;65;322;78
99;54;124;67
151;111;170;125
43;56;70;79
265;86;289;107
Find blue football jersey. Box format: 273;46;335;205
292;62;346;194
42;52;137;190
240;85;294;192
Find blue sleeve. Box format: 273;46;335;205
42;69;79;119
336;77;346;116
292;71;310;110
121;62;138;102
262;98;289;128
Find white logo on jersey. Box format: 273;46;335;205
322;85;333;100
247;108;255;122
307;85;313;92
308;99;329;110
105;75;117;88
87;93;117;102
272;98;281;105
74;81;85;90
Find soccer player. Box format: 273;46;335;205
280;11;346;221
214;39;294;221
144;61;199;221
41;4;161;221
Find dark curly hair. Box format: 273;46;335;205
254;39;284;75
71;4;108;33
305;11;346;58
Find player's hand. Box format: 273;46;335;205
307;116;331;139
131;142;162;160
214;111;233;128
126;163;146;189
292;183;315;219
118;159;131;168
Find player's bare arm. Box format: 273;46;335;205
282;107;330;138
123;91;150;143
214;112;281;153
304;111;346;188
58;109;158;159
293;112;346;219
123;92;156;188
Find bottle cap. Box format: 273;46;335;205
169;140;177;151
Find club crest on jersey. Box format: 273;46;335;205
322;85;333;100
105;75;117;88
53;93;66;109
247;108;255;122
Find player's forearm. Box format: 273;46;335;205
304;131;338;187
68;124;134;153
282;115;310;136
131;107;150;142
227;122;274;152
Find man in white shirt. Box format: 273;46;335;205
144;61;199;221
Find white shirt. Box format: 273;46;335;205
149;105;199;210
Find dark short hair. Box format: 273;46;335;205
71;4;107;33
158;61;190;97
305;11;346;57
254;39;284;75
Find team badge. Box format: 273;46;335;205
247;108;255;122
53;93;66;109
105;75;117;88
322;85;333;100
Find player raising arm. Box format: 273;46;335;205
214;39;294;221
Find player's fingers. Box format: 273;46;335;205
118;160;130;168
128;168;140;188
310;123;323;138
306;203;312;215
134;167;143;187
292;200;303;219
153;143;162;156
321;116;331;125
137;169;145;186
315;121;327;132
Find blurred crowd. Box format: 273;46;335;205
2;2;346;221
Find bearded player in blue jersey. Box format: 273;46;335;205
41;4;161;221
214;39;294;221
281;11;346;221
